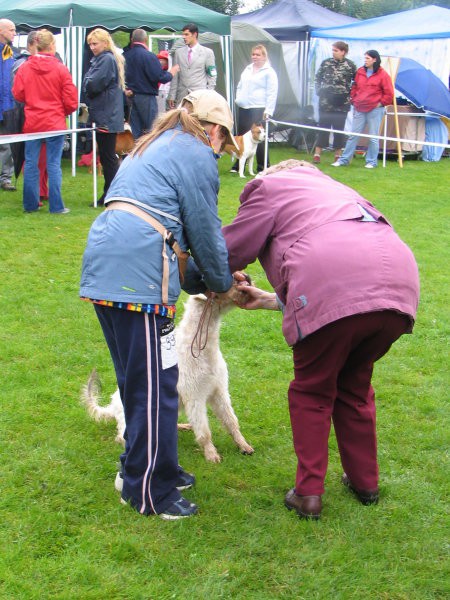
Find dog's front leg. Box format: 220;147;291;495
248;154;256;177
239;156;247;179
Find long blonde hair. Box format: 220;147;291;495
87;28;125;90
131;105;212;157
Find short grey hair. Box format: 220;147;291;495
256;159;318;178
131;29;147;43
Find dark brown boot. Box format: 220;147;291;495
284;488;322;520
342;473;379;505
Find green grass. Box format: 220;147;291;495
0;146;449;599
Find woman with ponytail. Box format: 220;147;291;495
83;29;125;204
80;89;241;520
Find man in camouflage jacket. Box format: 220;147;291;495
313;41;356;163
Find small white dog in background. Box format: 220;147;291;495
224;123;266;178
82;293;254;463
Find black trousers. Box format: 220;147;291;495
316;110;349;150
97;131;119;202
236;107;267;170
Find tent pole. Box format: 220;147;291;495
392;94;403;168
264;118;269;169
387;57;403;168
92;125;97;208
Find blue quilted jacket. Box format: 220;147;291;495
80;127;233;304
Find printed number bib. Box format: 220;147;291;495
160;320;177;370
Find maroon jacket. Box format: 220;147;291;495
222;167;419;346
12;53;78;133
350;66;394;113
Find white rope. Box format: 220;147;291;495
0;126;95;145
269;118;450;150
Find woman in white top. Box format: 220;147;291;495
233;44;278;172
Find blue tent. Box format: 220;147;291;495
233;0;357;41
310;5;450;87
311;5;449;40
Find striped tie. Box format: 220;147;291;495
188;48;192;64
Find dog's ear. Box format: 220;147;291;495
193;293;208;302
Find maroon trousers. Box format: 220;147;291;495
289;310;410;496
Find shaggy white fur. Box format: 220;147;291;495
82;294;254;463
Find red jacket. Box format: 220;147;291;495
350;66;394;113
12;53;78;133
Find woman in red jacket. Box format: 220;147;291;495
332;50;394;169
12;29;78;213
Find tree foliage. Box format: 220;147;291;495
258;0;449;18
189;0;243;15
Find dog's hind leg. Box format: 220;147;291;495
208;388;254;456
179;391;222;463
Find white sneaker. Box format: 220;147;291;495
115;471;123;492
331;161;342;167
365;163;375;169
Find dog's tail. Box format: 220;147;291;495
81;369;117;423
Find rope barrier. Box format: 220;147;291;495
268;117;450;150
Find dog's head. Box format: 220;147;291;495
115;130;135;155
251;123;265;143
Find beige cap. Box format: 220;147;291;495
181;89;239;151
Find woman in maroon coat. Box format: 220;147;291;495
224;159;419;520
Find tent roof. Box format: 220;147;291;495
311;5;450;40
1;0;230;35
232;0;356;41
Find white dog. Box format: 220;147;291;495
82;294;254;463
225;123;266;178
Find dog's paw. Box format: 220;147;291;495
239;174;247;179
177;423;192;431
204;447;222;463
240;443;254;455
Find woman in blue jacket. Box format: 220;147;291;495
83;29;125;205
80;89;241;520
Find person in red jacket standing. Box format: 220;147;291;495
12;29;78;213
332;50;394;169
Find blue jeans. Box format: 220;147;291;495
339;107;385;167
130;94;157;139
23;135;65;212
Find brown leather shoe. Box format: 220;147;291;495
284;488;322;520
342;473;379;505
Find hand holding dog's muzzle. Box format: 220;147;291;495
216;285;247;307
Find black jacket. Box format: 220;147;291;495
83;50;124;132
124;43;172;96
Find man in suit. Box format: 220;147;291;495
168;23;217;108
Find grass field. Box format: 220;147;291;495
0;145;449;599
